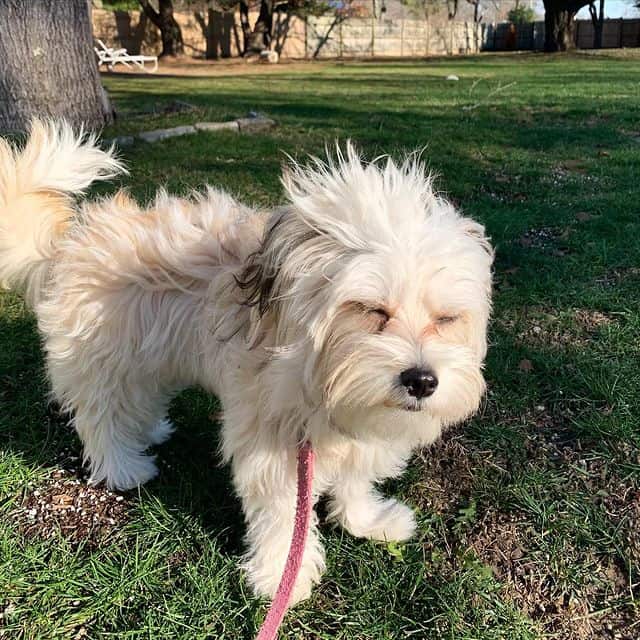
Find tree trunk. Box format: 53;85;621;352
273;10;292;55
0;0;112;133
248;0;275;53
194;7;234;60
239;0;252;55
588;0;604;49
140;0;183;57
543;1;577;51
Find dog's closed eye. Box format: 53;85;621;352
350;302;391;332
435;315;458;325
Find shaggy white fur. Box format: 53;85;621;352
0;121;493;603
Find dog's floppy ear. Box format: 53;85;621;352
235;212;285;317
235;207;320;319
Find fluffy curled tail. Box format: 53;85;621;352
0;120;125;306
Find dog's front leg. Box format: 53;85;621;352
327;441;416;542
234;450;326;605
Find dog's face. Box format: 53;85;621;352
239;146;493;436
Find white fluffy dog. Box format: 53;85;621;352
0;121;493;603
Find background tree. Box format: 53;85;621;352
588;0;605;48
401;0;447;21
0;0;112;132
508;4;535;22
208;0;339;56
309;0;360;58
139;0;184;56
194;1;237;59
542;0;598;51
401;0;506;23
466;0;483;23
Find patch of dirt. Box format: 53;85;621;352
573;309;614;332
496;306;616;349
477;173;527;204
100;57;334;78
469;510;637;640
409;433;491;514
595;267;640;289
12;468;130;550
414;401;639;639
546;164;598;187
516;226;571;256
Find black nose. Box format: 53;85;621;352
400;367;438;399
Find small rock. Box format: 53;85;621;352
259;50;279;64
446;74;459;81
194;121;239;133
236;116;276;133
138;125;196;143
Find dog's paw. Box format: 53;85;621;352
91;453;159;491
148;418;175;446
337;497;417;542
243;543;325;606
366;499;417;542
247;565;317;607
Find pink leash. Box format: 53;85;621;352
255;441;315;640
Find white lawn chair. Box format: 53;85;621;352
94;39;158;73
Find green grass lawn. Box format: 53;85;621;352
1;52;639;639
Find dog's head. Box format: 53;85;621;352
239;145;493;437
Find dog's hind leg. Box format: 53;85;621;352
147;417;175;446
53;369;174;490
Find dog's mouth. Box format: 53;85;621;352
384;397;428;412
403;399;427;412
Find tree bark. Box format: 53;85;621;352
194;7;234;59
543;0;591;52
239;0;252;55
273;10;292;55
588;0;604;49
0;0;112;133
139;0;184;57
248;0;275;53
544;2;576;51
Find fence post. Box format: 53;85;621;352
529;22;533;49
619;18;624;47
371;14;375;56
425;18;430;56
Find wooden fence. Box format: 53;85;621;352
484;18;640;51
92;10;640;60
306;17;483;57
